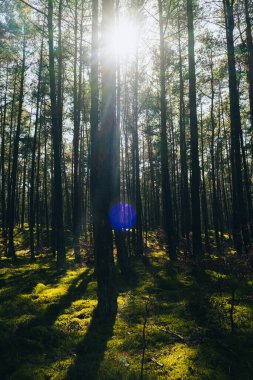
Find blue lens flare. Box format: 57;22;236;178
109;202;137;231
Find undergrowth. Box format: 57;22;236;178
0;231;253;379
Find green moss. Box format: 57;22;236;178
0;232;253;379
9;365;47;380
34;283;47;294
157;344;197;379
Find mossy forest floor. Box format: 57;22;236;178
0;231;253;379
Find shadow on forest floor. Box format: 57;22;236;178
0;232;253;379
66;310;117;380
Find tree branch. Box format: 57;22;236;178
18;0;47;17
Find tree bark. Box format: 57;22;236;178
29;38;43;261
158;0;176;260
187;0;202;256
48;0;66;269
8;32;26;261
91;0;117;315
73;0;82;262
244;0;253;148
223;0;250;253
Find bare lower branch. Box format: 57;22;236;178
18;0;47;17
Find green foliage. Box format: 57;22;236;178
0;236;253;379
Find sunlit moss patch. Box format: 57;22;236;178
0;233;253;379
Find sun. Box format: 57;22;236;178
106;18;138;61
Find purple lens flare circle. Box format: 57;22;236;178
109;202;137;231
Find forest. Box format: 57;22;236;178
0;0;253;378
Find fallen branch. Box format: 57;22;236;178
161;327;185;341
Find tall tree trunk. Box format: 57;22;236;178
73;0;81;262
21;142;28;230
91;0;117;315
244;0;253;239
35;110;42;251
244;0;253;148
223;0;250;253
210;52;220;253
29;38;43;260
7;72;17;238
133;46;144;256
1;66;8;256
8;32;26;261
48;0;66;269
89;0;99;255
200;105;210;251
113;0;128;274
158;0;176;260
43;128;49;246
178;16;191;252
90;0;98;204
187;0;202;256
